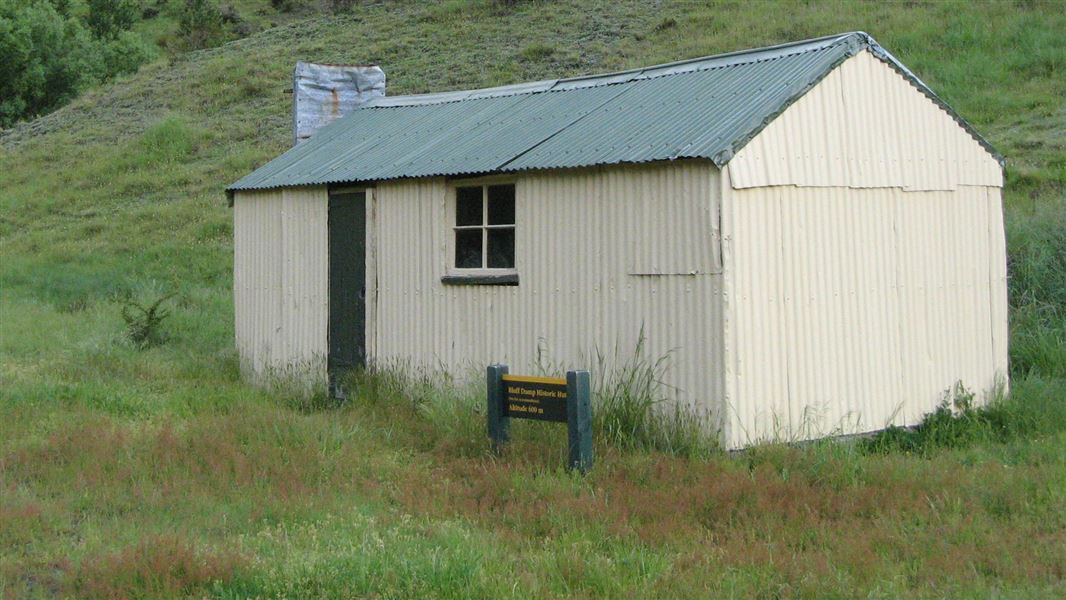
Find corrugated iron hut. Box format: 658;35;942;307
227;32;1008;449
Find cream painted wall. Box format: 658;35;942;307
367;161;727;430
728;51;1002;191
722;183;1007;447
721;49;1007;448
233;186;329;383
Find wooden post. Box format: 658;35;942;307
486;364;510;453
566;370;593;473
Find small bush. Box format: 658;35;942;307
489;0;530;14
217;3;252;36
653;17;678;32
99;29;156;78
122;115;203;168
121;293;174;348
861;381;1018;456
326;0;356;13
177;0;227;50
519;42;555;62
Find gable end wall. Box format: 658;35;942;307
721;51;1008;449
728;51;1002;191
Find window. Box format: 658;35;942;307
454;183;515;270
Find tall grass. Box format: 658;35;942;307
1007;195;1066;379
592;328;718;458
320;341;721;462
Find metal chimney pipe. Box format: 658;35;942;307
292;62;385;145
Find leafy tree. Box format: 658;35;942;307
0;0;153;127
85;0;139;39
0;1;94;126
47;0;74;17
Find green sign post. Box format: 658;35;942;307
486;364;592;473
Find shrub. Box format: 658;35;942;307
178;0;227;50
860;381;1024;456
121;294;174;349
136;116;201;165
519;42;555;62
653;17;678;32
85;0;139;39
99;29;156;78
490;0;529;14
326;0;355;13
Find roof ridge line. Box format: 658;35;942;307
551;31;859;86
366;32;864;108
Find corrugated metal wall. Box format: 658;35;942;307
728;51;1003;191
723;183;1007;446
720;50;1007;448
367;161;727;427
233;186;329;382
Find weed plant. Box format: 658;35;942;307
120;293;174;348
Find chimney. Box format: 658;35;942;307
292;62;385;145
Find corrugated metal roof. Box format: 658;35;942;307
228;32;1002;193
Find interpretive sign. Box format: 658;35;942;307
487;365;593;473
502;374;568;422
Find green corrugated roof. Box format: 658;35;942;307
228;32;1001;193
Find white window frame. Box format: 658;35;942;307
448;179;517;277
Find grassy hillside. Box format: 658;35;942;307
1;1;1064;597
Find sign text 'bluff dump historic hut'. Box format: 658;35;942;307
227;32;1008;449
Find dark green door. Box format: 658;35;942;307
328;191;366;395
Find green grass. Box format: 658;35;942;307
1;1;1065;597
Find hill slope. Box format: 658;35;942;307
1;1;1064;597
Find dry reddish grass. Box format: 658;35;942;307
385;444;1066;592
3;408;1063;597
70;534;246;599
0;500;43;535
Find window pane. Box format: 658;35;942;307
487;228;515;269
455;229;482;268
456;187;483;226
487;184;515;225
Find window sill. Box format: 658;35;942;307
441;272;519;286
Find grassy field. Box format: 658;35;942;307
1;1;1064;597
